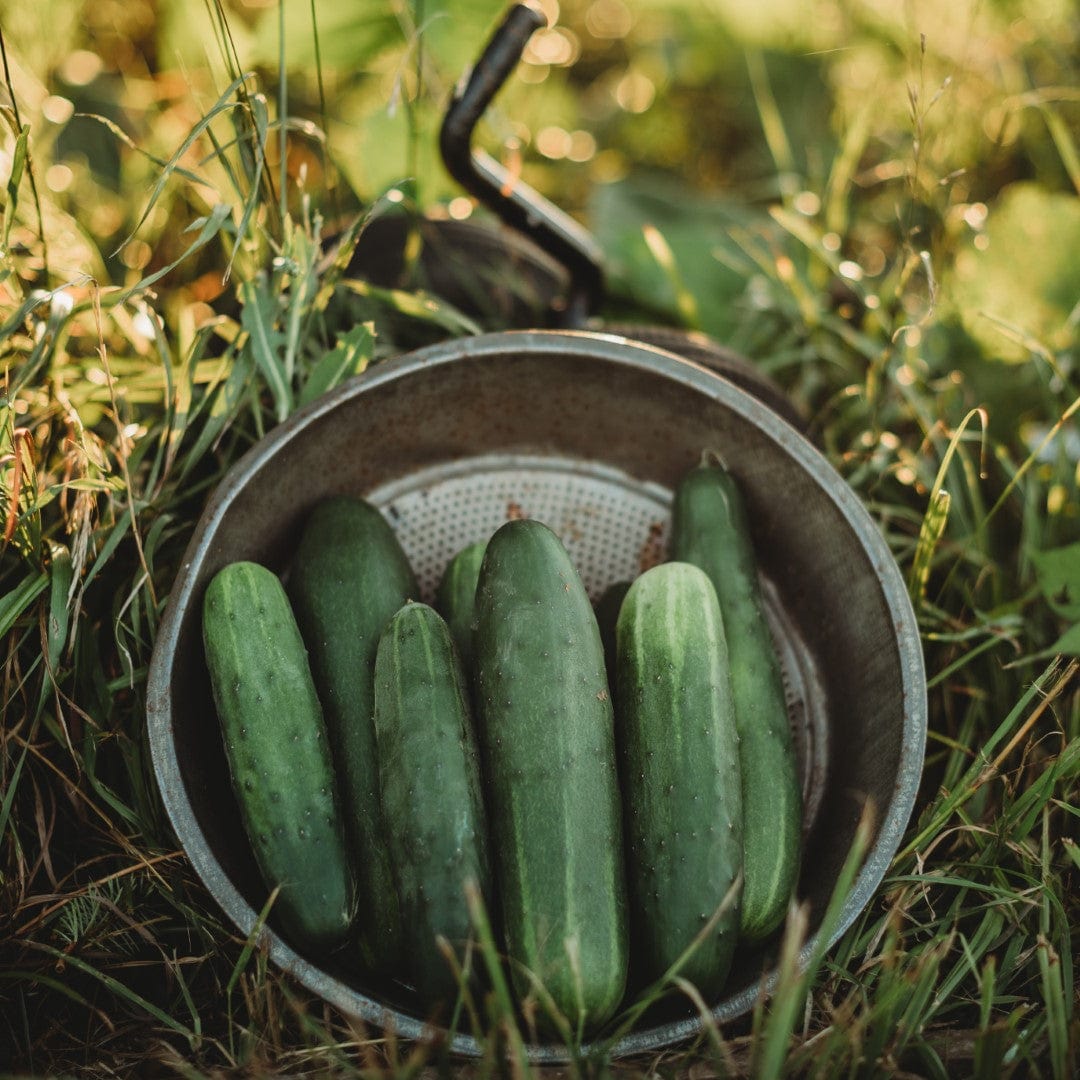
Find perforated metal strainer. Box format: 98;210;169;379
146;329;926;1061
365;450;828;842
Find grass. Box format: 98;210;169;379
1;0;1078;1075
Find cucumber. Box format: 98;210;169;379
373;602;493;1008
671;459;802;942
202;561;354;951
473;519;628;1033
614;562;742;994
287;495;418;970
434;540;487;673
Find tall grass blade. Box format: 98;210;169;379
239;277;291;422
225;93;270;284
114;203;234;307
0;24;47;268
39;542;73;705
746;49;796;197
642;224;700;330
1;119;28;253
909;487;951;605
24;942;197;1043
983;393;1080;531
277;0;289;226
72;112;208;188
463;878;532;1077
1038;104;1080;196
118;71;255;250
899;660;1065;857
0;571;49;637
753;803;875;1079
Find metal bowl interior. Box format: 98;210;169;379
146;330;926;1060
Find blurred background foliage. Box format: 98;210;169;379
3;0;1079;411
2;4;1076;272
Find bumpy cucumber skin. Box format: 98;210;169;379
202;561;354;952
473;520;628;1033
671;462;802;942
373;602;493;1008
287;496;418;971
615;562;742;995
434;540;487;674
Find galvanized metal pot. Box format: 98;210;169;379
146;329;926;1060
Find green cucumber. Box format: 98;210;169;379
614;562;742;994
287;495;418;970
473;519;628;1034
373;602;493;1008
202;561;354;951
671;458;802;942
435;540;487;673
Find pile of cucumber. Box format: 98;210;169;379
201;457;802;1035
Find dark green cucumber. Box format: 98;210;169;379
671;459;802;942
473;519;628;1034
202;561;354;951
615;562;742;994
287;495;418;970
373;602;492;1008
434;540;487;673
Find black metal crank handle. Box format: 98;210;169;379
439;2;605;326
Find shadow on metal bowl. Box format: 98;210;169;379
146;330;926;1060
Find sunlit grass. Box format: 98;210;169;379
2;0;1078;1076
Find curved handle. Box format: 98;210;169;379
439;2;604;326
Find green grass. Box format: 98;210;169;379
2;0;1078;1075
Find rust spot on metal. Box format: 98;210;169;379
638;519;666;573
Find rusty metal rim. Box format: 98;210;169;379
146;329;927;1062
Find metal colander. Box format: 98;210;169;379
146;329;926;1061
365;451;828;842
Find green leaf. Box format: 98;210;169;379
1043;621;1080;657
281;223;320;387
338;279;481;337
588;176;758;339
178;346;255;482
948;182;1080;360
1030;542;1080;621
249;0;402;69
1038;934;1070;1080
1063;838;1080;872
298;323;374;407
